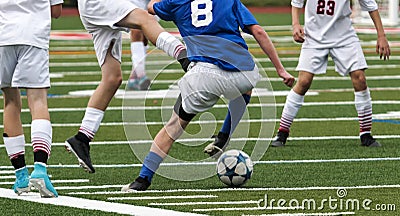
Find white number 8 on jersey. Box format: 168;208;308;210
191;0;213;27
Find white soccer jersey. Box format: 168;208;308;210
0;0;63;49
292;0;378;48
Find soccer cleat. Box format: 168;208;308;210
13;167;30;195
65;136;95;173
126;76;151;91
121;176;151;192
271;131;289;147
30;163;58;198
360;133;381;147
204;132;230;159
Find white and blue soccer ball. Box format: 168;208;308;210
216;149;253;187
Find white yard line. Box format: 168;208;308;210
0;188;205;216
65;184;400;195
193;206;306;211
242;212;355;216
108;195;217;201
1;100;399;113
48;75;400;86
0;115;398;129
0;179;89;185
1;135;400;149
149;200;259;206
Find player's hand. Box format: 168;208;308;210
278;70;295;87
376;36;390;60
292;24;305;43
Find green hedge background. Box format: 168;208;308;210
62;0;292;7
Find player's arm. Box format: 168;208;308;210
51;4;62;19
368;10;391;60
247;24;294;87
291;5;304;43
148;0;162;15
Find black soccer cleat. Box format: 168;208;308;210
65;136;95;173
204;132;230;159
271;131;289;147
121;176;151;192
177;49;191;72
360;133;381;147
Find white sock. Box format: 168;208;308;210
31;119;52;156
156;32;185;59
4;134;25;159
354;88;373;135
79;107;104;140
130;42;146;78
279;89;304;132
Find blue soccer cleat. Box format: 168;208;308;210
126;76;151;91
30;162;58;198
13;167;30;195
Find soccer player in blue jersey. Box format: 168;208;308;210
121;0;294;191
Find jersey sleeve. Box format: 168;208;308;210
234;1;258;34
291;0;304;8
50;0;63;6
359;0;379;11
153;0;176;21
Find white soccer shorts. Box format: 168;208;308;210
296;42;368;76
78;0;139;66
0;45;50;88
178;62;261;114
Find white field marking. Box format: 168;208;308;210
48;60;400;70
0;179;89;185
149;200;261;206
65;184;400;195
75;89;318;98
0;175;17;179
48;75;400;87
1;135;400;149
55;185;124;190
0;188;205;216
193;206;302;212
2;100;400;114
108;195;217;201
0;170;14;174
0;155;398;172
242;212;355;216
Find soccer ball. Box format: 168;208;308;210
216;149;253;187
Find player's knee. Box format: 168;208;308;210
102;73;122;89
164;115;185;140
130;9;153;27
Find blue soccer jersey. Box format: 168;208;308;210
154;0;258;71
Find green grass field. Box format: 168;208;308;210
1;12;400;215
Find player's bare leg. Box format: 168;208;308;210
2;88;29;195
116;9;189;70
65;43;121;173
272;71;313;147
122;112;190;191
350;70;380;147
26;88;58;197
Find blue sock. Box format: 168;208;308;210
139;151;163;182
220;94;251;136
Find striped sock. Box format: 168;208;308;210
156;32;186;59
4;134;26;169
278;89;304;132
355;88;373;135
31;119;52;163
79;107;104;141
